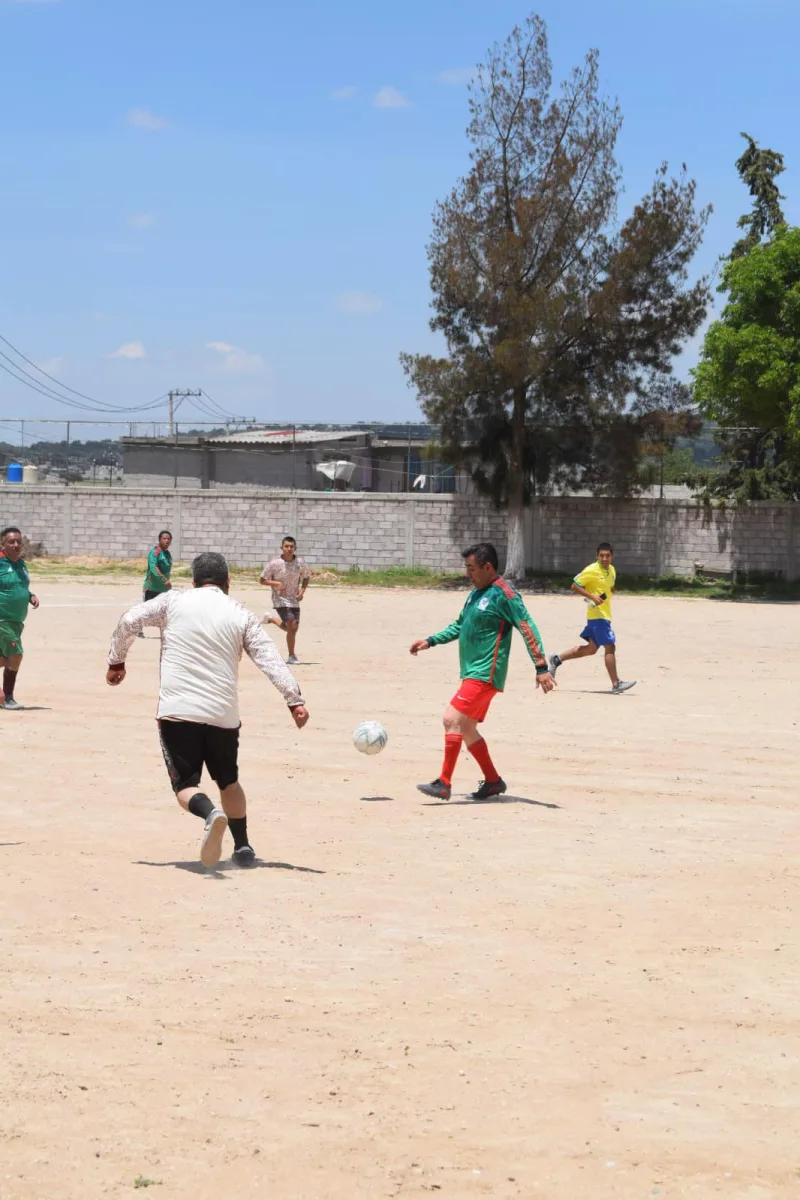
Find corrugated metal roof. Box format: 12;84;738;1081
206;429;368;446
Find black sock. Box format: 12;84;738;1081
228;816;249;850
3;667;17;699
188;792;215;820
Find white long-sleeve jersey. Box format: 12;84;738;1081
107;586;304;728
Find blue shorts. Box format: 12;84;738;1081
580;619;616;647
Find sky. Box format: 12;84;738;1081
0;0;798;440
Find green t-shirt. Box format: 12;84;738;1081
0;554;32;624
427;577;547;690
144;546;172;593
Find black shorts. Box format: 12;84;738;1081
275;606;301;626
144;589;162;602
158;720;240;793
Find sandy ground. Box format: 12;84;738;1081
0;579;798;1200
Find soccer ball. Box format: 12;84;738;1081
353;720;388;756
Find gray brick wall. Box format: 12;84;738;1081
1;486;798;578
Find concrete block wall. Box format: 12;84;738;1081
1;486;799;579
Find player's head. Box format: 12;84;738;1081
158;530;172;550
597;542;613;567
192;551;230;595
462;542;499;588
281;536;297;560
1;526;23;562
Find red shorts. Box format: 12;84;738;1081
449;678;501;722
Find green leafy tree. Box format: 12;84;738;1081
401;13;710;576
730;133;786;260
694;226;800;500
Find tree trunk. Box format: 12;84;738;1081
504;386;527;580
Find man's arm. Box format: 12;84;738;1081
500;592;556;693
106;592;171;684
410;611;464;655
242;613;305;708
259;561;284;591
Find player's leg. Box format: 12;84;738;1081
603;642;619;686
261;611;286;630
550;639;598;675
451;687;505;799
1;649;24;710
417;701;465;799
159;720;228;866
205;726;255;866
285;615;299;663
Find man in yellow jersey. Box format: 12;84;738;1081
549;542;636;694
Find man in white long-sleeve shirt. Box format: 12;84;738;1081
106;551;309;868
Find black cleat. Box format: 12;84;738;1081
416;778;452;800
470;778;507;800
232;844;257;868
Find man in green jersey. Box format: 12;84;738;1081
410;542;554;800
0;526;40;710
138;530;173;638
144;531;173;599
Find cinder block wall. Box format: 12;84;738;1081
1;487;798;579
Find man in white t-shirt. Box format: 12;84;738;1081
106;551;309;868
259;536;311;665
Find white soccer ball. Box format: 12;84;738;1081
353;720;388;756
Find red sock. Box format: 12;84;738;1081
3;667;17;699
440;734;462;786
467;737;499;782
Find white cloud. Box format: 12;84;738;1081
373;86;409;110
109;341;146;360
437;67;474;86
336;291;383;315
35;356;64;376
331;85;357;101
127;212;155;230
206;341;265;374
125;107;169;131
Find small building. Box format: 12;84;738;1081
121;426;465;493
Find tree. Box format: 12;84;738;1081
401;13;710;576
730;133;785;260
694;226;800;500
632;378;702;497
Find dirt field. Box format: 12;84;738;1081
0;579;797;1199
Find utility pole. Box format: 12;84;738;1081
168;389;202;437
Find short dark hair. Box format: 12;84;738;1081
597;542;614;555
462;542;499;569
282;535;296;545
192;551;229;587
158;529;172;540
1;526;21;541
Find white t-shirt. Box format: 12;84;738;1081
107;586;303;729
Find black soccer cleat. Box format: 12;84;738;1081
232;844;257;868
416;778;452;800
470;778;507;800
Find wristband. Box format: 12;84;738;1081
535;663;550;675
109;662;125;671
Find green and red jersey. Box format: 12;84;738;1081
426;576;547;690
0;552;33;625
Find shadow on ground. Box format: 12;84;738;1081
134;859;326;877
423;794;560;809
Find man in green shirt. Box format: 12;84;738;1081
409;542;555;800
0;526;40;710
144;530;173;599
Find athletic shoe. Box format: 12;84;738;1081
137;632;145;639
548;653;561;677
611;680;637;694
200;809;229;867
471;778;507;800
232;844;257;868
2;697;21;711
416;778;452;800
287;654;300;665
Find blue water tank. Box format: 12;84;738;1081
6;462;23;484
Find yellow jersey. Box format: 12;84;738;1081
574;561;615;621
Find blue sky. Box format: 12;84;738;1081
0;0;798;437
